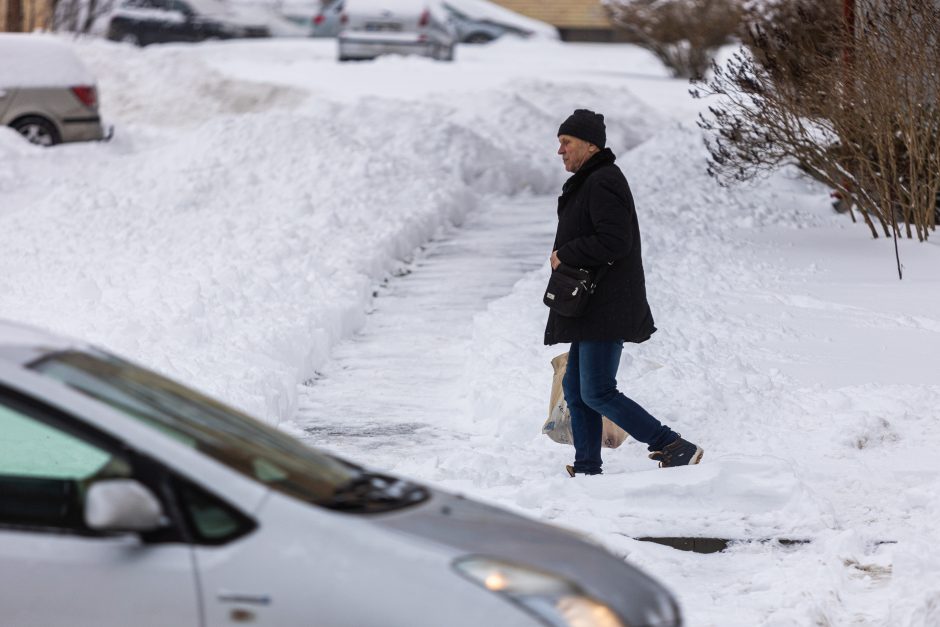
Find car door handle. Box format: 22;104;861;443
217;591;272;606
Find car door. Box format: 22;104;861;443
121;0;172;44
168;0;206;41
0;390;201;627
143;0;189;42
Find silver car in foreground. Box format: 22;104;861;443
0;34;108;146
0;319;682;627
338;0;457;62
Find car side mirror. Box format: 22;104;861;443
85;479;168;532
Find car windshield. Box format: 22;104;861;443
29;350;361;505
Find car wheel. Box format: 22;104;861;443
464;32;493;44
441;44;455;62
120;32;141;46
11;116;61;147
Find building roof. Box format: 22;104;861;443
489;0;612;29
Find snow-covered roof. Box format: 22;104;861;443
0;34;96;89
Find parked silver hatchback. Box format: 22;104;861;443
0;34;108;147
338;0;457;62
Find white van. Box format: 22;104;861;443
338;0;457;62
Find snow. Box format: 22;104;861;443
226;0;320;36
110;6;187;23
184;0;251;18
3;33;940;625
346;0;426;10
0;317;80;356
0;34;97;88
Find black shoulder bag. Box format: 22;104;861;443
543;262;611;318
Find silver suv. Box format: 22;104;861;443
0;34;108;147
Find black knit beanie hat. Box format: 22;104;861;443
557;109;606;149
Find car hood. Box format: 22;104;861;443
374;489;680;627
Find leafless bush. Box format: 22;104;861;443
604;0;742;80
52;0;116;33
694;0;940;263
740;0;843;102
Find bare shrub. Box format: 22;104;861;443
694;0;940;265
739;0;843;101
51;0;117;33
604;0;742;80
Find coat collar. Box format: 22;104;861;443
561;148;616;197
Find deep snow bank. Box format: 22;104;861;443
0;38;662;423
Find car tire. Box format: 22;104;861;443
11;116;61;147
441;44;455;62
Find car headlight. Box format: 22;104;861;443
453;557;627;627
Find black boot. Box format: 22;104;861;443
649;436;703;468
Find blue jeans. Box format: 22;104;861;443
562;340;676;474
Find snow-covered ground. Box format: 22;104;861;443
3;35;940;626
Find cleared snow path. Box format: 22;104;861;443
294;195;555;450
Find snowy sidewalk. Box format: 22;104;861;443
294;195;556;453
287;185;928;626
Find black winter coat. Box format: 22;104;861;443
543;148;656;345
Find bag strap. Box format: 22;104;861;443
588;262;613;294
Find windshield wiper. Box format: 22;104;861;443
323;471;429;513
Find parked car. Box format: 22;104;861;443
310;0;345;37
0;34;109;147
274;0;337;35
338;0;457;62
106;0;270;46
441;0;532;43
0;318;682;627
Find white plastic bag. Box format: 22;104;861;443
542;352;629;449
